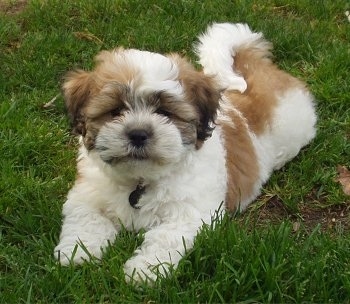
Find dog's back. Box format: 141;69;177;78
197;23;317;209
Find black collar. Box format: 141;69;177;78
129;181;146;209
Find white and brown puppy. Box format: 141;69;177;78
54;23;316;282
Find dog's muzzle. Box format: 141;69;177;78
95;126;154;164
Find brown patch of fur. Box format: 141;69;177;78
62;72;117;149
170;54;220;147
94;49;138;85
156;91;198;124
82;84;131;150
63;70;98;136
63;48;138;121
220;111;259;211
225;43;305;135
153;92;198;145
85;83;128;119
62;49;139;148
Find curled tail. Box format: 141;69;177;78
195;23;271;93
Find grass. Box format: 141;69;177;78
0;0;349;302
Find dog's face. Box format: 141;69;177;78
63;48;220;172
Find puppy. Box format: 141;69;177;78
54;23;316;282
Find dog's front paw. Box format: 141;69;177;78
124;255;171;284
54;241;103;265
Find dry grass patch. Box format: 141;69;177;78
244;192;350;233
0;0;27;15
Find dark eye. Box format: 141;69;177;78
155;108;172;117
110;107;121;117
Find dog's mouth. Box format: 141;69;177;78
102;152;150;165
99;150;171;167
95;140;152;164
127;146;149;160
125;151;150;162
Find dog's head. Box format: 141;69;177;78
63;48;220;170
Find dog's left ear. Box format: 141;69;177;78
172;55;220;146
184;73;220;143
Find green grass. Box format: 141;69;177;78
1;0;349;302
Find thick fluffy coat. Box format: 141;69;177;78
55;23;316;282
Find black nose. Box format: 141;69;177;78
128;129;149;147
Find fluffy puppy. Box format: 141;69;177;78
54;23;316;282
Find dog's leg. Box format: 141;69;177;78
123;220;202;283
54;200;118;265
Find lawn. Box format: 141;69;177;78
0;0;349;302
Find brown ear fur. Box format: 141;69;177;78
62;70;95;135
170;55;220;146
184;72;220;143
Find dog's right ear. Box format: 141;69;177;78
62;70;94;135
